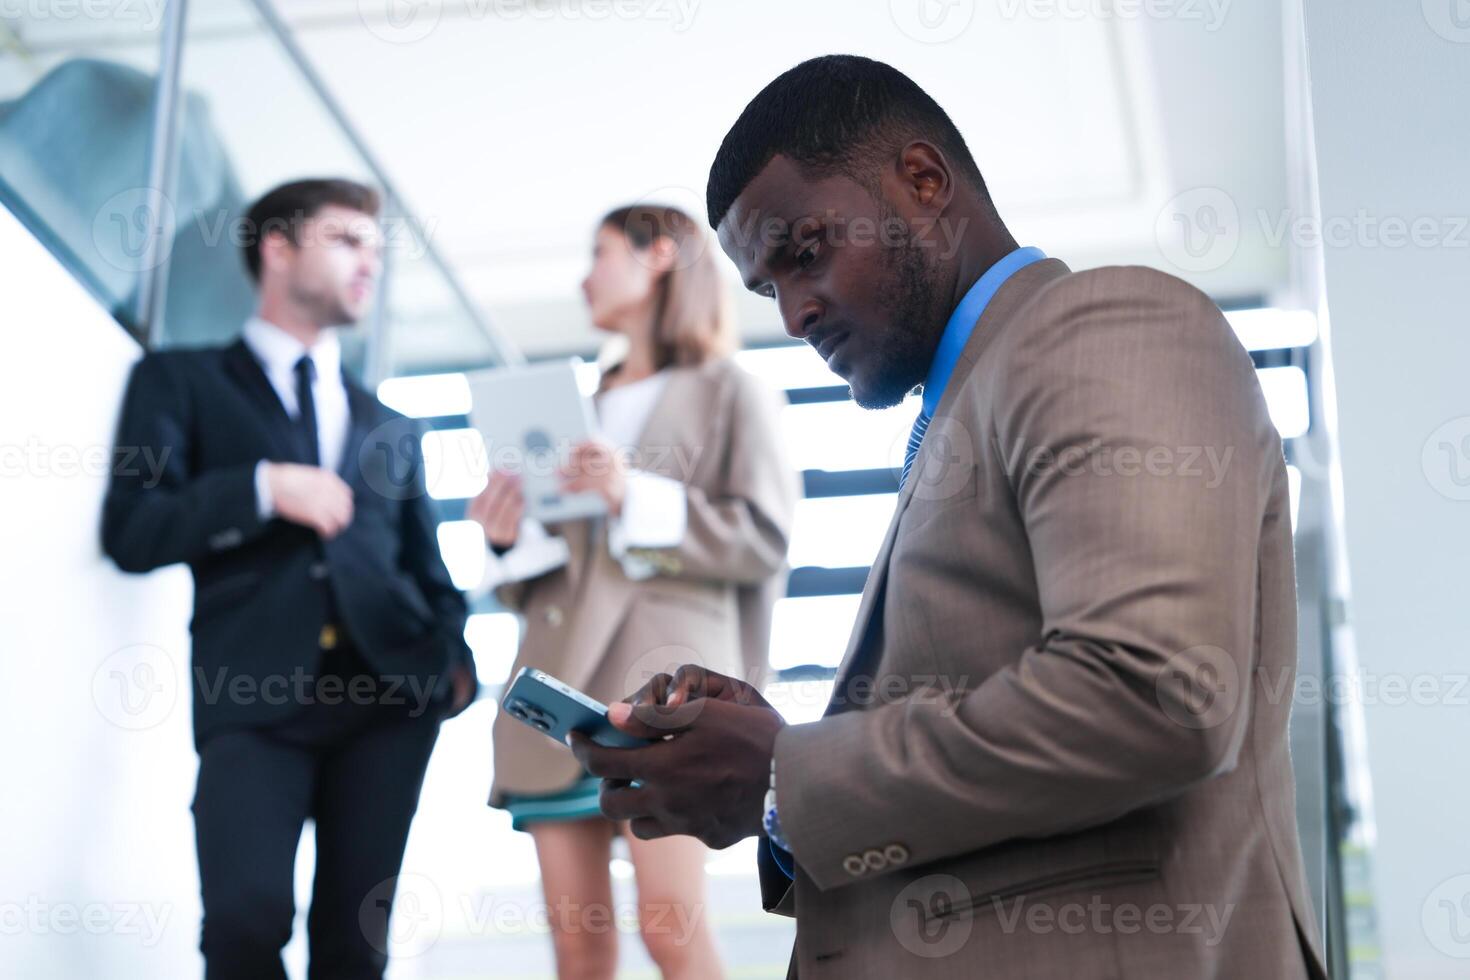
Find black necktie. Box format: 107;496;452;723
293;354;320;466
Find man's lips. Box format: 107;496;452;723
813;330;849;364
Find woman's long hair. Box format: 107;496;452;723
601;204;738;370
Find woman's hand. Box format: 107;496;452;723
467;471;524;549
561;440;627;516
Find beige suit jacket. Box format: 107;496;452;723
760;260;1329;979
490;356;800;804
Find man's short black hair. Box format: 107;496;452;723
705;54;987;230
242;177;381;282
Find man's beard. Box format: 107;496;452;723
850;233;948;410
290;278;356;329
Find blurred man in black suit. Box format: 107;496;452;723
103;178;477;980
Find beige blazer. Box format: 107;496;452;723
759;260;1330;979
490;356;800;805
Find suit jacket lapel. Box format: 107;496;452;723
224;339;303;463
628;365;701;478
340;377;375;483
824;259;1072;713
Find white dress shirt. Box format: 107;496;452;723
241;316;352;517
478;368;687;591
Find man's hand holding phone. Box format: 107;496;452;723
568;665;787;848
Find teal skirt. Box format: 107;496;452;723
503;775;604;832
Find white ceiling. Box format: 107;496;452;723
5;0;1298;363
272;0;1295;360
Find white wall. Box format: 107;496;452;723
1299;3;1470;977
0;200;786;978
0;204;200;975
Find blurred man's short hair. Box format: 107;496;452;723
242;178;381;282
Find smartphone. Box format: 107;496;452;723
502;667;651;749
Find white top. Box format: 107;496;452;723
478;367;688;591
241;316;351;518
596;370;670;448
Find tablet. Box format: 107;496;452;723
467;359;608;523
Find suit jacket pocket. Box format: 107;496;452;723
194;571;259;614
387;575;436;626
929;858;1163;922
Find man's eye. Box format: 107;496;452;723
796;243;819;269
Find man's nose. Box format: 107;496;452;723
783;299;822;341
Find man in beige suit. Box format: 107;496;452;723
572;55;1330;978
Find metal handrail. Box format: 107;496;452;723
138;0;524;371
137;0;187;340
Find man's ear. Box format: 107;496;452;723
259;229;294;276
892;140;955;213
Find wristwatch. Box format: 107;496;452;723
762;756;791;852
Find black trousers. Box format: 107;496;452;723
191;643;441;980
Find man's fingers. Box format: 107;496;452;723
627;816;670;841
667;664;715;708
609;700;695;738
566;732;644;782
668;665;757;707
324;500;352;534
318;511;346;540
627;672;675;710
598;781;653;822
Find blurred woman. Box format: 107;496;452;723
468;204;799;980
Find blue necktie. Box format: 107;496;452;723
901;410;930;489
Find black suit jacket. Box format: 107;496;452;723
102;339;477;745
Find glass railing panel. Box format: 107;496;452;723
0;8;164;334
153;0;377;369
379;212;500;376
